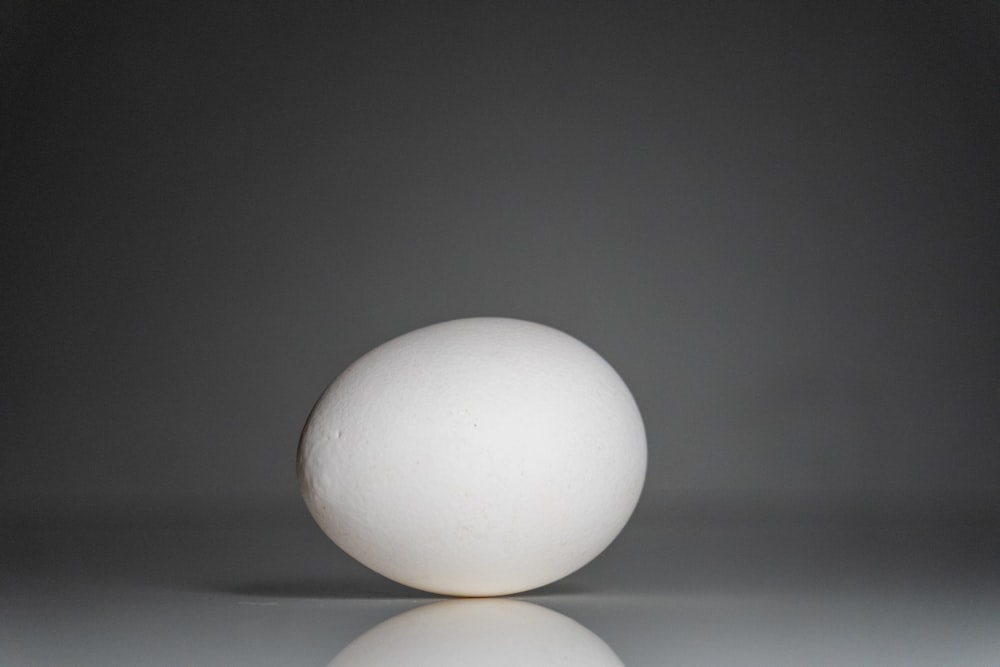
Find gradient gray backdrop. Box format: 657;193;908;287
3;1;999;517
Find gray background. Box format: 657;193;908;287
3;3;1000;665
0;2;1000;509
3;0;998;514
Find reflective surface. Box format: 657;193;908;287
4;497;999;665
327;599;622;666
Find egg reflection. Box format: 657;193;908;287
327;598;624;667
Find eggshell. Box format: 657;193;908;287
297;317;646;596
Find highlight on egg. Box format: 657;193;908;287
297;317;647;596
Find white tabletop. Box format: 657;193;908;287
5;496;998;666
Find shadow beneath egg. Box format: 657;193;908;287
217;576;441;600
515;581;596;598
213;577;594;601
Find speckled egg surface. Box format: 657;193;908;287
297;317;646;597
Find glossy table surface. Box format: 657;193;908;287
5;497;999;665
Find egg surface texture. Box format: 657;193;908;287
297;317;646;596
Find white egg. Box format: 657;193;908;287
297;317;646;596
